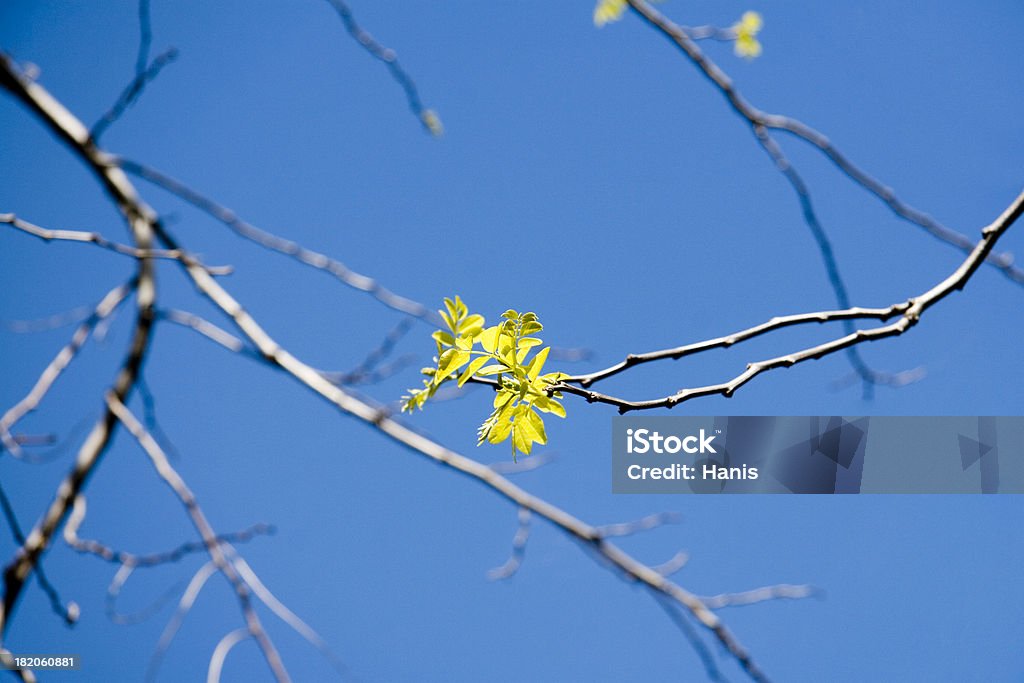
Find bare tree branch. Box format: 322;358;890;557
551;188;1024;412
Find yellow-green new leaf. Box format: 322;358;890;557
512;424;533;456
520;408;547;445
432;330;455;347
477;364;508;377
479;325;500;353
435;348;470;384
457;356;490;387
526;346;550;380
532;395;566;418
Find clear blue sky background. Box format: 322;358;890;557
1;2;1023;681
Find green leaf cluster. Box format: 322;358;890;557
402;297;568;460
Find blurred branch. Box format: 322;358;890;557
0;280;133;458
700;584;822;610
0;212;231;274
89;0;176;142
148;560;217;681
157;308;257;358
117;158;442;324
207;628;251;683
487;507;531;581
105;393;291;683
90;47;177;143
653;593;726;683
323;0;442;135
624;0;1024;285
64;495;274;568
0;481;77;627
596;511;681;539
3;305;91;333
652;551;689;578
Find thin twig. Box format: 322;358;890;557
596;512;682;539
0;481;77;626
0;212;230;273
487;507;531;581
64;494;274;568
148;560;217;682
0;281;133;458
207;628;251;683
652;551;690;578
700;584;821;610
90;47;178;142
2;305;91;333
323;0;442;135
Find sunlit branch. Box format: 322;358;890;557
552;189;1024;412
564;305;908;387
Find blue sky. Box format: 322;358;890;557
1;1;1022;681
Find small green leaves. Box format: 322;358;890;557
402;297;569;460
593;0;627;27
733;11;764;59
